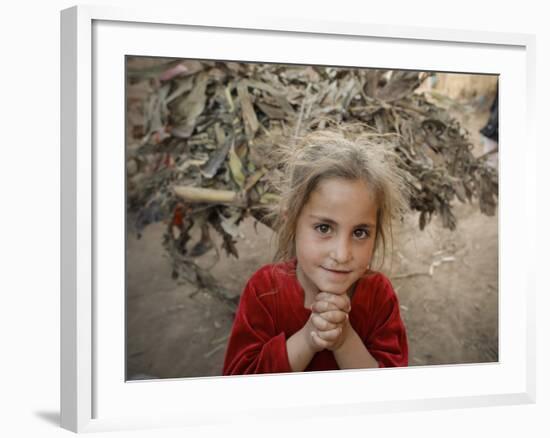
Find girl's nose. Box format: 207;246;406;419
330;237;352;264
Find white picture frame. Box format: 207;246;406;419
60;5;536;433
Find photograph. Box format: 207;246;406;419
124;57;499;380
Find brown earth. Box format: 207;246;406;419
126;200;498;379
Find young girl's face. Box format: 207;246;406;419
294;177;378;298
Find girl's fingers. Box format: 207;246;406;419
311;313;338;331
319;309;348;324
316;327;342;341
315;292;351;312
310;331;329;350
311;300;339;313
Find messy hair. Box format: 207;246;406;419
267;127;410;270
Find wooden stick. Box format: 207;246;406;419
172;185;243;205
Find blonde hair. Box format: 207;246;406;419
267;128;409;270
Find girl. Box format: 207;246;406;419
222;129;409;375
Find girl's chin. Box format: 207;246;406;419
313;280;352;295
315;272;356;294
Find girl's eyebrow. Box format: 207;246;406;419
308;214;375;228
309;215;337;225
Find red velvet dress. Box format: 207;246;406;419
222;259;408;375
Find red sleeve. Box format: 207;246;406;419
222;274;292;375
364;276;408;368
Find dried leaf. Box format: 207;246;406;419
214;123;226;145
165;76;194;105
237;81;260;139
160;60;203;81
172;72;209;138
452;179;467;203
219;211;242;238
260;193;281;204
224;86;235;112
189;223;214;257
418;211;432;230
245;79;295;116
127;59;183;81
228;141;245;188
256;101;288;119
201;138;232;179
244;168;266;192
159;63;190;81
377;70;424;102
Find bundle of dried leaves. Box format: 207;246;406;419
126;58;498;286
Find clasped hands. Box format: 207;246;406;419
308;291;351;352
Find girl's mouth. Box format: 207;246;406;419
322;267;352;275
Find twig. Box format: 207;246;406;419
203;343;226;359
392;271;431;280
476;145;499;161
210;334;230;346
294;83;311;140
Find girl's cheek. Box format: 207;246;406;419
314;235;331;245
309;230;324;241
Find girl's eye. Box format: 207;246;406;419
354;229;370;239
315;224;331;234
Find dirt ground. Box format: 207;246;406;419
126;72;498;380
127;204;498;378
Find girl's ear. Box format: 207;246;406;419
282;208;288;221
